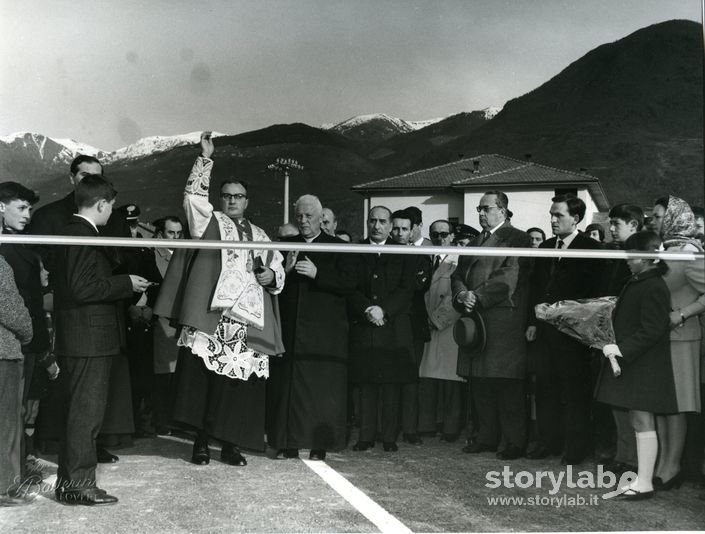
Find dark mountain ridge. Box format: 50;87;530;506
398;19;703;207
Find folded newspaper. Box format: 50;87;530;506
535;297;621;376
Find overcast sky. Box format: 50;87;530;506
0;0;700;150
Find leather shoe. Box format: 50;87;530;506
654;471;683;491
275;448;299;459
309;449;326;461
221;444;247;466
383;442;398;452
402;433;423;445
191;440;210;465
497;445;524;460
461;442;496;454
96;447;119;463
616;487;654;501
352;441;375;451
55;487;118;506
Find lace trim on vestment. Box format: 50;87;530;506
178;316;269;381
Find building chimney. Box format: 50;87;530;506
473;159;480;173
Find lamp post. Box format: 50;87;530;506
267;157;304;223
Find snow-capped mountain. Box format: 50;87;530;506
0;131;227;173
406;117;446;130
104;131;225;163
0;130;228;185
0;132;108;166
327;113;445;134
482;106;503;120
325;109;500;144
326;113;445;144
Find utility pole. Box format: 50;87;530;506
267;157;304;223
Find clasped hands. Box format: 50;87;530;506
365;305;386;327
285;251;317;279
456;290;477;312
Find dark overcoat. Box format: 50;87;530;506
595;268;677;413
451;222;531;379
347;239;416;384
266;232;356;450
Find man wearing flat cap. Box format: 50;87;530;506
451;190;530;460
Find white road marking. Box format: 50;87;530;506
303;459;413;534
31;436;412;532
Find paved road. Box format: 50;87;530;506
2;433;704;533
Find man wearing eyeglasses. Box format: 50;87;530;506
451;190;531;460
418;220;466;442
155;132;285;468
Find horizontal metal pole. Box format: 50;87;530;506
0;234;702;261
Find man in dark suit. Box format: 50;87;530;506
29;154;135;462
452;191;531;459
391;207;432;444
525;193;601;465
52;175;149;505
266;195;355;461
349;206;416;452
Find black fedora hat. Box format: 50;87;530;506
453;310;487;352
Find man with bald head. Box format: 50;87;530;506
348;206;416;452
321;208;338;236
277;222;299;239
266;195;355;461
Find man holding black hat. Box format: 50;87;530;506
451;190;530;460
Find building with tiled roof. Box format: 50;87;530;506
351;154;610;237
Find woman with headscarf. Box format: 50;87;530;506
650;195;705;490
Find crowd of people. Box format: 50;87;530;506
1;131;704;507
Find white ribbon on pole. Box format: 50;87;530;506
0;234;702;261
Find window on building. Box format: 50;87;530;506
555;188;578;197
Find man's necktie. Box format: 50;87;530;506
433;255;441;272
557;239;565;249
480;231;491;244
